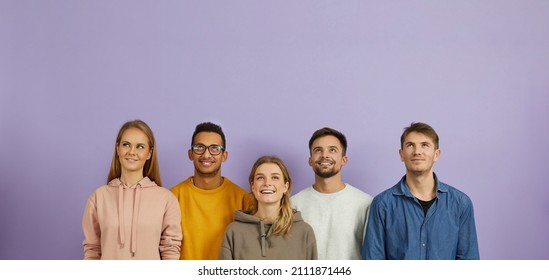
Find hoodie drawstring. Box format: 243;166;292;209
259;220;274;257
260;219;266;257
130;185;141;257
118;181;142;257
118;184;125;248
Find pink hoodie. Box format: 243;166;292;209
82;177;182;260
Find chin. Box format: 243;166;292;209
258;199;282;205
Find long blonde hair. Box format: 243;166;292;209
248;155;294;236
107;120;162;186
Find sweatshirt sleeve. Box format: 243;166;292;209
82;193;101;260
219;227;235;260
159;194;183;260
242;192;255;211
307;225;318;260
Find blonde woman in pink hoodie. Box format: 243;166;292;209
82;120;182;259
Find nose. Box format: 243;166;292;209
263;178;274;186
321;149;329;158
202;148;213;157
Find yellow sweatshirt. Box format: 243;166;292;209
170;177;253;260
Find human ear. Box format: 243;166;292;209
187;149;193;161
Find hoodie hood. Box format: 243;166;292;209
233;210;303;257
107;176;158;257
108;177;158;189
233;210;304;223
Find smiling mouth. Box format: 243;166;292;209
317;161;334;167
260;190;275;194
200;160;214;166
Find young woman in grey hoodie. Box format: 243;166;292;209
219;156;317;260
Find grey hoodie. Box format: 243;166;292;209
219;210;317;260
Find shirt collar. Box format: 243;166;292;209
393;173;448;197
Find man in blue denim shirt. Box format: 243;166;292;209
362;122;479;260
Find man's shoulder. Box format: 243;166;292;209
372;182;402;203
344;183;374;200
222;177;249;193
439;181;474;205
290;186;316;209
291;186;314;200
169;177;193;193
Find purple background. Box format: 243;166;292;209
1;1;548;260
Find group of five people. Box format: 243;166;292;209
82;120;479;260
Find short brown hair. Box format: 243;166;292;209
400;122;440;149
309;127;347;155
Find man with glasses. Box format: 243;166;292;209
170;122;253;260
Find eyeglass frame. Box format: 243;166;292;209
190;144;225;155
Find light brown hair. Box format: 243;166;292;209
107;120;162;186
248;155;294;236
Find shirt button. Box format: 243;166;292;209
422;243;426;247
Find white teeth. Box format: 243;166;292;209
260;190;274;194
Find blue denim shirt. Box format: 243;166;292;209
362;174;479;260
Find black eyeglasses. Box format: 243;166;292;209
191;144;225;155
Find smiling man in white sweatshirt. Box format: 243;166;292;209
291;127;373;260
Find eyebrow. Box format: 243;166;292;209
405;141;432;146
121;140;147;146
313;145;339;150
255;172;282;176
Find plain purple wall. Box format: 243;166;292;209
1;1;548;260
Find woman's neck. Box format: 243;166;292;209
120;171;144;187
254;203;280;222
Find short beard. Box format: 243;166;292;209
313;167;340;179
